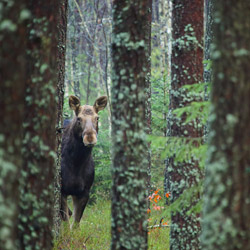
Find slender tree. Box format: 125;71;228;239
54;0;68;237
203;0;214;140
111;0;151;249
18;1;60;248
166;1;204;249
145;0;153;202
0;2;27;249
201;1;250;249
204;0;213;86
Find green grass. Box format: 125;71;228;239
53;198;170;250
148;210;170;250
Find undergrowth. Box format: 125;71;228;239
53;195;170;250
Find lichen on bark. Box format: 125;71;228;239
111;1;150;249
201;2;250;249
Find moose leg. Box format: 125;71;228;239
60;194;69;221
71;194;89;229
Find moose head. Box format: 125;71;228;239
69;95;108;147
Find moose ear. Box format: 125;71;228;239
93;96;108;113
69;95;81;114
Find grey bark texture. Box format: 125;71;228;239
201;1;250;250
0;1;27;249
167;1;204;250
17;0;60;249
111;1;151;249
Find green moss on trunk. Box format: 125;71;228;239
18;1;60;249
167;1;204;249
111;1;151;249
202;2;250;249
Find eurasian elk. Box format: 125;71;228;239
60;95;107;228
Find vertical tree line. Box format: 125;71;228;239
54;0;68;237
0;1;68;249
0;1;27;249
111;0;151;249
201;1;250;249
1;1;250;249
17;1;62;248
166;0;204;249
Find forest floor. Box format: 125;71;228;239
53;198;170;250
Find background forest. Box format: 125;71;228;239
1;0;249;250
64;0;171;200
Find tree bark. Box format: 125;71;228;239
0;2;27;249
111;1;150;249
54;0;68;237
204;0;213;86
18;1;60;249
203;0;214;141
167;1;204;249
145;0;153;204
201;1;250;249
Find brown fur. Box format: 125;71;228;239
60;96;107;228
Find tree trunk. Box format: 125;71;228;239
0;2;27;249
54;0;68;237
201;2;250;249
18;1;60;249
145;0;153;203
203;0;214;141
71;2;81;99
204;0;213;86
167;1;204;249
111;1;150;249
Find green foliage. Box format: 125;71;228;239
149;78;211;216
53;198;170;250
169;183;203;215
149;135;207;169
53;199;111;250
92;113;112;201
151;75;169;135
150;47;170;187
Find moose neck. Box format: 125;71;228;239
69;127;93;166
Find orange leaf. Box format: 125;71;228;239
154;189;160;195
165;192;170;198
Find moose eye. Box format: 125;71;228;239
95;117;99;122
77;117;82;123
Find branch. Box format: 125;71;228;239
148;224;170;229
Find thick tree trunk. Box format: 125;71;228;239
167;1;204;249
0;2;27;249
201;2;250;249
18;1;59;249
111;1;150;249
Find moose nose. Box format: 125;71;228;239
82;130;97;147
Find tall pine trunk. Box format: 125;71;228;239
145;0;153;203
167;1;204;249
0;2;27;249
201;2;250;249
111;1;150;249
54;0;68;237
18;1;60;248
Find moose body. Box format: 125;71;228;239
60;95;107;228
